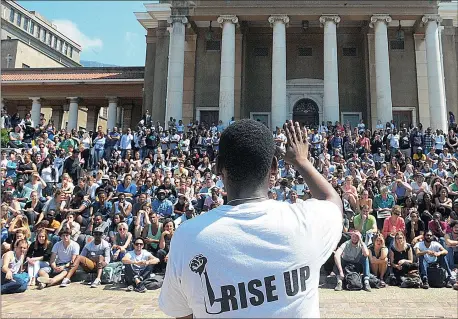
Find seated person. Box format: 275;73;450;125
382;206;405;249
36;227;80;289
444;221;458;271
35;209;61;243
405;211;425;245
1;239;29;294
333;231;371;292
202;187;224;212
174;203;196;228
141;211;162;256
55;212;81;243
26;228;53;286
152;189;173;219
353;205;377;244
428;212;448;245
369;233;388;286
414;230;453;289
113;193;133;226
156;219;175;274
60;226;110;288
121;237;160;293
2;228;27;254
111;222;132;262
388;231;416;286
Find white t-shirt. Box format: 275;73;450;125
52;240;80;264
126;249;153;271
159;199;342;318
414;241;443;264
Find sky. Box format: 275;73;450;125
18;1;152;66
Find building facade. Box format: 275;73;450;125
1;0;81;68
136;0;458;131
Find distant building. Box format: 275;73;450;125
1;0;81;68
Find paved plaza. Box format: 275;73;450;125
1;283;457;318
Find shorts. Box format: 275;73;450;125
50;263;70;276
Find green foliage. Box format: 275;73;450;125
1;128;9;148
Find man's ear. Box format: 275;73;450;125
271;156;279;176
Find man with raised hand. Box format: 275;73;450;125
159;119;342;318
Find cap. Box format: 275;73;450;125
102;175;110;180
93;226;104;234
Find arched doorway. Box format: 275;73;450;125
293;98;319;128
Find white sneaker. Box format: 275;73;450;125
60;278;71;287
90;278;101;288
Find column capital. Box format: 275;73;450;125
29;97;41;103
167;15;188;26
107;96;118;104
217;15;239;26
369;14;392;28
421;14;443;26
67;97;79;103
268;14;290;27
319;15;341;27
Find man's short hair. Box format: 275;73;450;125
217;119;275;187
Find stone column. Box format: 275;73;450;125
116;105;122;127
217;15;238;127
414;34;431;127
67;97;79;130
143;28;157;116
370;14;393;126
442;20;458;118
269;14;289;129
152;21;170;126
29;97;41;127
320;15;341;123
165;15;188;128
107;97;118;131
422;15;447;131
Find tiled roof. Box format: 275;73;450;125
1;68;144;82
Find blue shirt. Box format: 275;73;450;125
6;160;17;179
152;199;173;217
116;183;137;196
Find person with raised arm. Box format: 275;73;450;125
159;119;342;318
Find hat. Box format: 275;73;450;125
102;175;110;180
59;227;71;236
93;226;104;234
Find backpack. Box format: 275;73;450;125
101;262;124;285
143;274;165;290
427;264;447;288
368;274;381;289
400;270;422;288
345;271;363;291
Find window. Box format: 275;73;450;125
22;63;30;68
390;39;405;50
63;42;68;55
102;107;108;118
9;9;14;22
254;47;269;57
57;39;62;51
206;40;221;51
16;13;21;26
298;47;312;57
47;32;52;45
342;47;357;57
23;17;29;31
69;46;73;58
30;21;35;35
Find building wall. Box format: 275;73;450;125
194;27;222;109
1;39;66;68
388;28;419;109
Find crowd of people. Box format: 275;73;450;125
1;109;458;294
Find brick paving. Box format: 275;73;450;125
2;283;457;318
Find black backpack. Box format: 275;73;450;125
345;271;363;291
427;263;447;288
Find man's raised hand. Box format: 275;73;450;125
283;120;309;166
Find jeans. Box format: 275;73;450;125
93;149;104;168
124;264;153;286
1;272;29;294
334;255;371;280
446;246;457;270
418;255;452;279
27;260;51;278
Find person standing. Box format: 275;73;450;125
159;120;342;318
